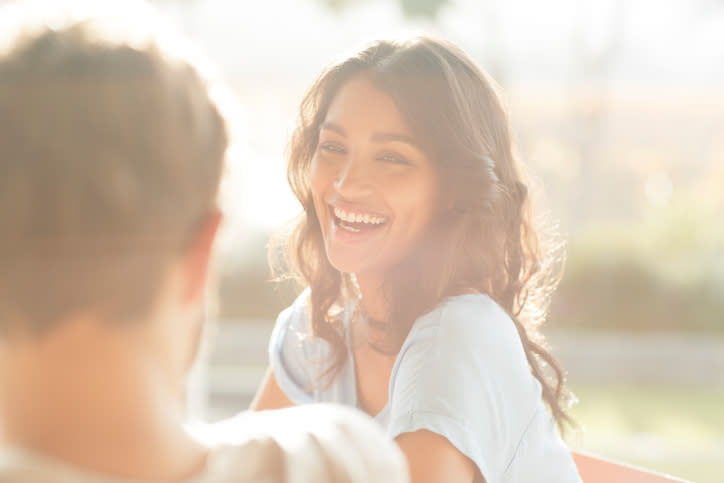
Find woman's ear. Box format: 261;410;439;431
181;210;223;306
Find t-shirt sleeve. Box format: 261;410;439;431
386;295;543;481
268;289;317;404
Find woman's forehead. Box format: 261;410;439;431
322;76;416;138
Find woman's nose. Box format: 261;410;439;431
333;156;372;197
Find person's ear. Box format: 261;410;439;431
181;210;223;306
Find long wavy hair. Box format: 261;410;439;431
272;37;574;429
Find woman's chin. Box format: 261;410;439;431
326;253;383;281
327;256;363;276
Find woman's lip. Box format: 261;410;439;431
330;209;388;243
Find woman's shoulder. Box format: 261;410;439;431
281;286;312;318
409;293;521;351
271;288;312;339
394;293;535;409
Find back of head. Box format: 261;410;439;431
0;1;229;334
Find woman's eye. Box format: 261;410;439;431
378;152;412;165
319;142;346;154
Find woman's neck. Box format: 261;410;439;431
354;272;389;322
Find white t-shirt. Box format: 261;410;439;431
270;291;582;483
0;405;409;483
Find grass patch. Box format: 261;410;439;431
566;382;724;482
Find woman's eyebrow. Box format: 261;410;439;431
371;132;421;150
319;121;346;136
320;122;421;150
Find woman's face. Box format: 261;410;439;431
310;76;440;284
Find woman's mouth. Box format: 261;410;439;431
331;205;388;234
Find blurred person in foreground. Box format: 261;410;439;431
0;2;408;482
252;37;582;482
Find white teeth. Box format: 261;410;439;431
333;206;386;225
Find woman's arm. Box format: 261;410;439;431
249;368;295;410
396;430;479;483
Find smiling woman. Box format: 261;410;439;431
252;36;582;483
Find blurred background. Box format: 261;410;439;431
149;0;722;480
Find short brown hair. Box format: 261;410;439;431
0;5;229;333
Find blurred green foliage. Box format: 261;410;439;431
318;0;450;19
551;194;724;332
